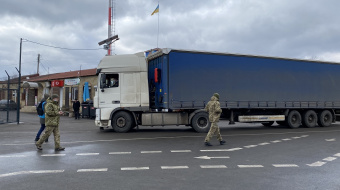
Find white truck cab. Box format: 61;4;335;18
94;52;149;131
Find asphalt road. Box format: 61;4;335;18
0;113;340;190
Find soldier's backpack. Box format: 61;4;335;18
36;101;45;116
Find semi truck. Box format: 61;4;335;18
94;48;340;133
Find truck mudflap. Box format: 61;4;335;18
238;115;285;122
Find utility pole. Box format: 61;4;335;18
37;54;40;75
108;0;112;55
5;70;10;123
17;38;22;124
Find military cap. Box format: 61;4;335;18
213;93;220;100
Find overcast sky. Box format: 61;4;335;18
1;0;340;80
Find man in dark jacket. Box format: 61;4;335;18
36;94;65;151
35;94;49;142
73;98;80;119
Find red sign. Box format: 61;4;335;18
51;80;64;87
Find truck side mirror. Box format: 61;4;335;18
100;74;106;92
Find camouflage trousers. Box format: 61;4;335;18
205;122;223;142
36;126;61;149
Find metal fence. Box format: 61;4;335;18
0;89;19;124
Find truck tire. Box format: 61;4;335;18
302;110;317;128
287;110;301;129
111;111;134;133
317;110;333;127
261;121;274;127
191;112;211;133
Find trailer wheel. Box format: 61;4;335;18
317;110;333;127
111;111;134;133
191;112;210;133
287;110;301;129
261;121;274;127
302;110;317;128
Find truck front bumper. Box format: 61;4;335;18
95;108;111;127
95;120;111;127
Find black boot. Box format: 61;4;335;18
204;142;213;146
55;147;65;151
220;140;226;145
36;144;43;150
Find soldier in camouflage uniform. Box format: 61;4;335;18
36;94;65;151
204;93;226;146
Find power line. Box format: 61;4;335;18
23;39;103;51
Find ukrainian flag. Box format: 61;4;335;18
151;4;159;15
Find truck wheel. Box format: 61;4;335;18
287;110;301;129
317;110;333;127
302;110;317;128
191;112;210;133
261;121;274;127
112;111;134;133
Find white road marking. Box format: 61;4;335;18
121;167;149;171
200;149;229;152
258;142;270;145
270;140;281;143
41;154;66;157
0;155;27;158
301;135;309;138
307;161;326;167
325;139;336;142
77;168;108;172
8;122;24;124
0;170;64;178
2;130;338;146
226;148;243;151
282;138;292;141
194;156;230;160
200;165;227;169
323;157;337;162
76;153;99;156
170;150;192;153
291;137;301;139
161;166;189;169
272;164;299;168
109;152;131;155
334;153;340;157
238;165;264;168
244;145;258;148
141;151;162;154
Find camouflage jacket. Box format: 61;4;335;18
45;98;60;127
205;96;222;123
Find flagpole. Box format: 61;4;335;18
157;1;159;48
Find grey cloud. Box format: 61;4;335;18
1;0;340;79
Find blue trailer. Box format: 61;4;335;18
147;49;340;131
95;48;340;132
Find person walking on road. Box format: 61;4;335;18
36;94;65;151
35;94;50;142
73;98;80;119
204;93;226;146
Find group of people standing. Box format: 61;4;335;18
34;94;81;151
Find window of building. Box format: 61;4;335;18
71;87;78;100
